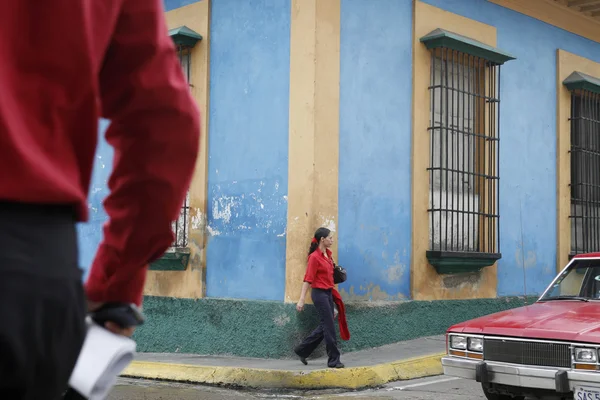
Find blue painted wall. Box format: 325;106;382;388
420;0;600;296
76;119;113;280
337;0;413;301
205;0;290;301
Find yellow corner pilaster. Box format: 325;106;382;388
411;0;498;300
144;0;210;298
313;0;341;252
285;0;341;303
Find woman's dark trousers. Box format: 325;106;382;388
295;288;341;367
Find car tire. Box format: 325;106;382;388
481;383;525;400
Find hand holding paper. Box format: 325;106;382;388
67;318;137;400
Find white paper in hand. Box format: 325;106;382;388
68;317;137;400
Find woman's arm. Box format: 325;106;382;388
297;282;310;312
298;255;318;312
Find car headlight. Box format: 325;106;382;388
468;337;484;352
449;335;467;350
575;348;598;363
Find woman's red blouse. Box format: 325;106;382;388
303;249;334;289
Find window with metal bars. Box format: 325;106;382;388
570;90;600;255
170;45;193;248
160;26;201;251
426;48;501;261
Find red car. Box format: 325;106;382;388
442;253;600;400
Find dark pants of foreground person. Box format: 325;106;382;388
0;202;86;400
295;288;341;367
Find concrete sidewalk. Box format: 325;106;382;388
121;335;446;390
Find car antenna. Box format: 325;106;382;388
520;198;528;306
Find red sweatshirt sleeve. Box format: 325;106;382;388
84;0;200;306
303;255;318;284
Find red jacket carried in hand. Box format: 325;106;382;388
332;289;350;341
0;0;200;306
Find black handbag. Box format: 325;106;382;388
333;263;347;284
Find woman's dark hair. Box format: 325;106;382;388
308;227;331;255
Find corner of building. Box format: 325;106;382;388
144;0;211;299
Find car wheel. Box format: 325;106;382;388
481;383;525;400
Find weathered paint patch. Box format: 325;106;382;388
339;283;407;302
515;247;537;270
387;262;406;282
205;0;290;301
211;195;237;225
441;272;482;291
318;216;337;233
190;209;205;231
206;179;288;300
337;0;412;300
207;179;287;236
273;314;291;327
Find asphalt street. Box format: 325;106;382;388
107;376;507;400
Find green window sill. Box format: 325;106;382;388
149;247;191;271
426;251;502;274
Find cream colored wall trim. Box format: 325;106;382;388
411;0;498;300
489;0;600;44
144;0;210;298
556;50;600;272
285;0;341;303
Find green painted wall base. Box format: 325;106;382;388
133;295;538;359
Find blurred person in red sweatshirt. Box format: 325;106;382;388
0;0;200;398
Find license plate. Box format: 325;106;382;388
575;386;600;400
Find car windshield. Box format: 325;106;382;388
539;259;600;301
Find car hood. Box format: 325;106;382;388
450;301;600;343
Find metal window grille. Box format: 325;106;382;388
176;44;192;86
570;90;600;255
172;191;190;248
170;45;193;248
427;48;500;255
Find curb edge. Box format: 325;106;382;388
120;352;445;390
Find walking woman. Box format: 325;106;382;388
294;227;346;369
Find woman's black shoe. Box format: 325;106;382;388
328;362;344;368
294;347;308;365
